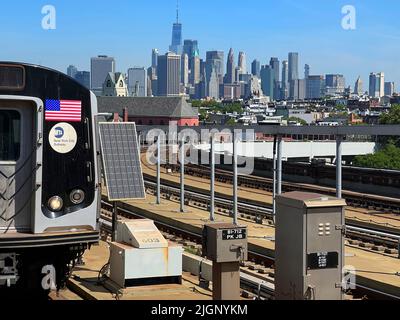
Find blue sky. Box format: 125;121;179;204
1;0;400;87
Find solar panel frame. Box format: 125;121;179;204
98;122;146;201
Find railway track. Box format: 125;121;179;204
165;163;400;215
99;198;400;300
143;179;400;253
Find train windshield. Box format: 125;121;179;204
0;110;21;161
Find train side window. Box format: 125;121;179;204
0;110;21;161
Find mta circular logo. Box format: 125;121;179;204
55;127;64;139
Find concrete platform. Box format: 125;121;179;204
116;192;400;299
67;242;212;300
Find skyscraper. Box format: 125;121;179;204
181;53;189;86
251;59;260;78
238;52;247;75
306;75;325;99
281;60;288;100
325;74;346;95
224;48;236;84
206;51;225;83
290;79;306;100
304;64;310;79
183;40;199;66
260;65;274;99
75;71;90;89
206;51;224;98
354;76;363;95
169;1;182;54
67;65;78;78
288;52;299;96
152;49;159;68
128;67;147;97
369;72;385;98
384;82;395;96
270;57;280;100
90;55;116;94
157;52;181;96
190;55;201;86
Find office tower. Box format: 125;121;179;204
67;65;78;78
238;52;247;75
288;52;299;96
152;49;159;68
251;59;261;78
369;72;385;98
206;51;225;83
325;74;346;95
289;79;306;100
128;67;147;97
90;55;116;93
304;64;310;79
181;53;189;86
354;76;363;95
260;65;274;99
206;51;224;98
207;68;219;99
281;60;289;100
190;55;201;86
75;71;90;89
157;52;181;96
224;48;236;84
183;40;199;70
169;1;182;54
384;82;395;96
147;66;158;96
306;75;325;99
270;57;280;100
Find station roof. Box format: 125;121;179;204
97;96;198;119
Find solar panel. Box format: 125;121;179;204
98;122;145;201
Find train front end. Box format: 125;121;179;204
0;63;100;290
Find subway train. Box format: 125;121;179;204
0;62;100;290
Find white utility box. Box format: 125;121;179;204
109;219;183;288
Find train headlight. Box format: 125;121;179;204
70;189;85;205
48;196;63;212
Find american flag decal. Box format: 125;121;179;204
45;99;82;122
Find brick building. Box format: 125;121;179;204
98;96;199;126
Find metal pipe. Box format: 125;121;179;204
277;135;283;195
272;136;277;223
336;135;343;199
112;201;118;242
156;138;161;205
210;135;215;221
180;138;185;213
233;134;238;225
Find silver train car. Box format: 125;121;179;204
0;62;100;290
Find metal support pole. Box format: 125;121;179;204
277;135;283;195
272;136;277;223
112;201;118;242
233;134;238;225
156;138;161;205
336;135;343;199
180;139;185;213
210;135;215;221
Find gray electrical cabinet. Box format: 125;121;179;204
202;223;248;300
275;192;346;300
202;223;248;263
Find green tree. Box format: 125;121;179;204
287;117;307;125
353;143;400;170
379;104;400;124
226;118;236;126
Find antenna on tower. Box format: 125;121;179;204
176;0;179;23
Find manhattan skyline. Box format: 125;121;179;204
1;0;400;86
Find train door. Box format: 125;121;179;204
0;100;36;233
